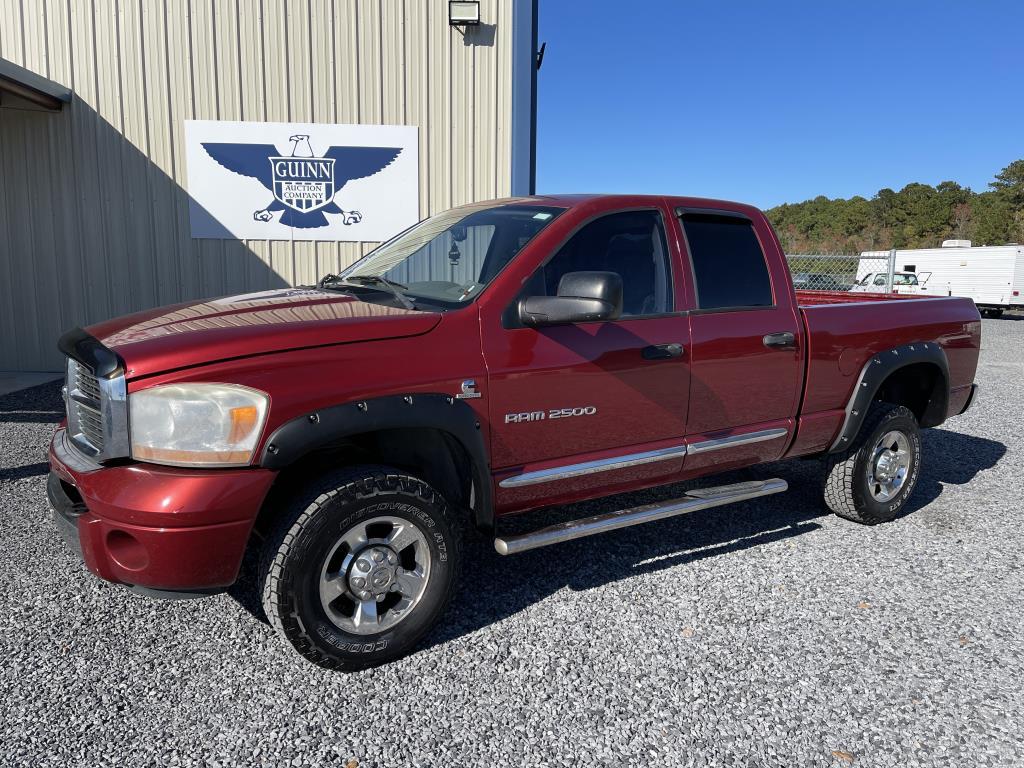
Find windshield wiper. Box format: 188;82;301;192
324;274;415;310
318;273;341;288
345;274;408;290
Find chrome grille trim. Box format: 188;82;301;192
74;367;102;400
64;356;129;462
77;410;105;448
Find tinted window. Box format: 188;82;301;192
680;214;773;310
524;210;672;317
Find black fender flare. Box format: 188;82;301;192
828;341;949;453
258;393;494;530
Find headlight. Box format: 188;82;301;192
129;383;269;467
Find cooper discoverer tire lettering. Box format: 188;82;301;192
822;402;922;524
259;465;461;670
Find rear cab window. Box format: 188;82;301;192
678;211;774;311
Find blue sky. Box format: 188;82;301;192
535;1;1024;209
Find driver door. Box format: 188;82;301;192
481;206;691;510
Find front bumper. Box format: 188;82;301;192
48;428;277;594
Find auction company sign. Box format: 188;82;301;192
185;120;419;241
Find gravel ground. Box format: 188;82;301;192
2;318;1022;768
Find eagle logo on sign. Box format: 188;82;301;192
201;135;402;229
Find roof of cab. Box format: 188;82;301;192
502;193;764;217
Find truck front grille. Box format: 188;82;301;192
66;359;105;455
68;362;105;451
73;363;102;401
64;357;129;461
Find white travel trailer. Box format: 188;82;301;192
857;241;1024;316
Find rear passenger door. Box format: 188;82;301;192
675;209;803;471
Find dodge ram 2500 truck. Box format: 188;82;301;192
48;194;981;670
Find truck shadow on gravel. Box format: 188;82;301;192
901;428;1006;515
421;427;1005;651
230;427;1004;650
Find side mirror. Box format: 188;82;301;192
519;271;623;327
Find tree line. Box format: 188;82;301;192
767;160;1024;254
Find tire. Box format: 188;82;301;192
822;402;922;524
260;465;461;670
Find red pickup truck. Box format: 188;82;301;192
48;194;980;669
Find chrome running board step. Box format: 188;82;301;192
493;478;788;556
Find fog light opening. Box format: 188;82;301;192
106;530;150;571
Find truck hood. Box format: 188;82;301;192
85;287;442;379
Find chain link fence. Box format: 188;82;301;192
785;250;898;293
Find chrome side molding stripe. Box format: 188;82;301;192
498;445;688;489
686;427;789;454
498;428;790;489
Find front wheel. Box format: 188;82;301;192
822;402;922;524
260;466;460;670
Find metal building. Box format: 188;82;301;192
0;0;538;372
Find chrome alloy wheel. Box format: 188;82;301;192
318;515;431;636
867;430;912;503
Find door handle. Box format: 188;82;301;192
642;343;685;360
763;332;796;350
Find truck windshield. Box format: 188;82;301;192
335;202;565;308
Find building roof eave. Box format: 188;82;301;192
0;58;72;112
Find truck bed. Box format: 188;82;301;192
795;289;924;307
795;290;981;426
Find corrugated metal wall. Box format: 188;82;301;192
0;0;522;371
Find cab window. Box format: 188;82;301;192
679;212;773;310
522;210;672;317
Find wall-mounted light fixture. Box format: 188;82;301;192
449;1;481;27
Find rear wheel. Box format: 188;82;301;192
822;402;922;524
260;465;460;670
